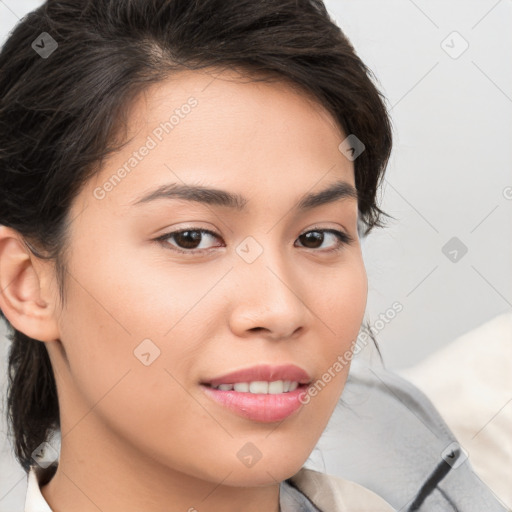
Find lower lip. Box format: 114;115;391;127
201;384;309;422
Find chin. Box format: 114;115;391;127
222;453;310;487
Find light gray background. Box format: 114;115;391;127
1;0;511;510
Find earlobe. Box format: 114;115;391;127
0;226;60;342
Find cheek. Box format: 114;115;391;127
321;255;368;346
56;273;210;467
309;256;367;395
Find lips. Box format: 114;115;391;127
200;364;313;422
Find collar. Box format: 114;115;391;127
24;464;55;512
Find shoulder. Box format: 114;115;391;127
288;467;396;512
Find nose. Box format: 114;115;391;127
227;248;312;341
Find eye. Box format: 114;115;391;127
155;228;223;254
154;226;354;255
295;227;354;253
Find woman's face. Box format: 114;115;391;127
45;69;367;491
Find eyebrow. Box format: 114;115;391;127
131;179;358;211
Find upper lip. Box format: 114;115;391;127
202;364;312;387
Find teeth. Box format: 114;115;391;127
249;381;268;394
211;380;300;394
268;381;283;394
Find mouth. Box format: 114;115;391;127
200;364;312;423
202;380;306;393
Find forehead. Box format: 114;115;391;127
82;68;355;214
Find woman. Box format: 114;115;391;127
0;0;395;510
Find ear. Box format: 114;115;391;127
0;225;60;342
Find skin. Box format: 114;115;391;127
0;68;367;512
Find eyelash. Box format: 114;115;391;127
154;226;355;256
